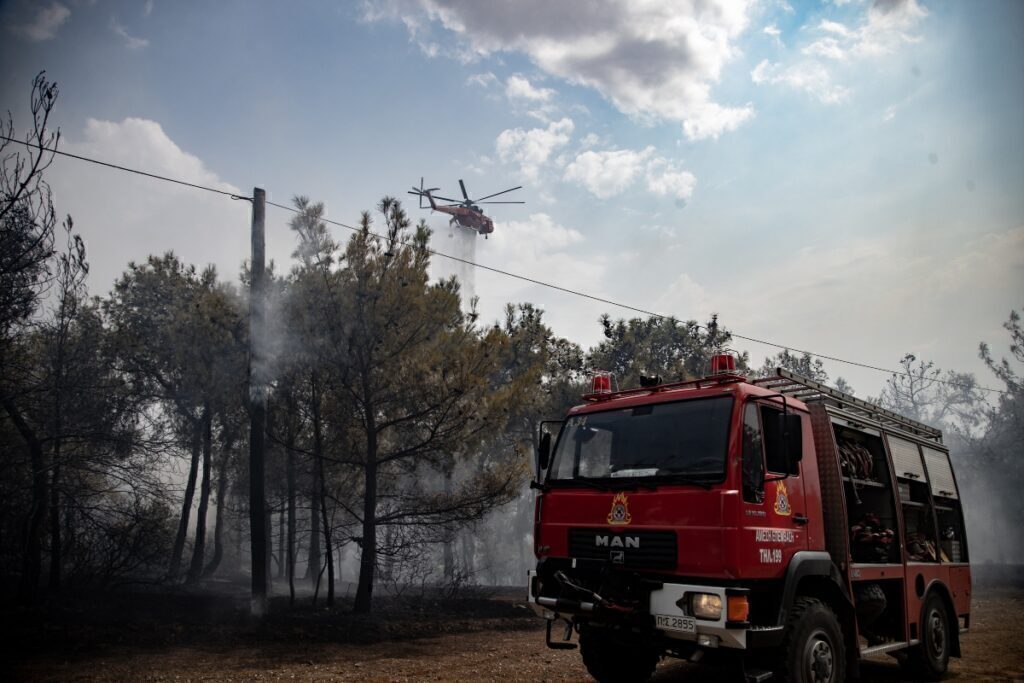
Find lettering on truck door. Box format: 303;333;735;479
746;403;808;570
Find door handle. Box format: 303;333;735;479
794;515;809;525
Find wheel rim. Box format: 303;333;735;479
927;607;947;660
803;628;835;683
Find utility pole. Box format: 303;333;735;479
248;187;268;616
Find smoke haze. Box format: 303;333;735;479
433;224;477;309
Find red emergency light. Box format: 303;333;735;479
710;353;737;375
591;371;613;394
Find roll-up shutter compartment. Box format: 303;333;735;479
923;447;958;500
888;436;925;481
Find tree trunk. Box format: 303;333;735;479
187;405;213;583
442;469;454;582
353;411;377;614
202;431;232;578
48;453;61;590
49;294;69;592
3;397;47;603
264;503;273;591
307;480;321;582
319;463;334;605
277;506;285;579
311;374;334;605
286;436;296;605
516;526;527;586
462;529;475;579
306;375;322;583
169;418;201;581
382;523;394;583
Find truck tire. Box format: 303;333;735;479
579;624;659;683
901;593;950;680
778;596;846;683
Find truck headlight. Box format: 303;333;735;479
688;593;722;621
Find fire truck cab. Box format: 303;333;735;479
528;360;970;683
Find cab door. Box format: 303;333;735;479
742;402;809;574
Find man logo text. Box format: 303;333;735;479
595;535;640;549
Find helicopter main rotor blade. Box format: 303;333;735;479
459;179;469;201
474;185;523;201
430;195;463;203
478;201;525;204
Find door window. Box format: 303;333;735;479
742;403;765;503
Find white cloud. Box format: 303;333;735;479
802;36;845;60
505;74;554;103
645;159;697;201
754;0;927;103
819;20;852;38
10;2;70;41
495;118;574;182
802;1;927;62
72;119;234;191
110;16;148;49
563;147;696;201
379;0;757;140
564;147;654;199
751;59;851;104
466;71;498;88
144;0;154;17
763;24;782;45
49;118;256;297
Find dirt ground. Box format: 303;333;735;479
8;585;1023;682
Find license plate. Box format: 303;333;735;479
655;614;696;633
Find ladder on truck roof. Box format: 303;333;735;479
752;368;943;443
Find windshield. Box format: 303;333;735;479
548;396;733;482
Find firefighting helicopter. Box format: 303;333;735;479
408;178;523;238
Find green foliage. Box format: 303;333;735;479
875;353;983;430
588;313;746;388
756;348;828;382
105;253;245;418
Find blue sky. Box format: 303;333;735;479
2;0;1022;397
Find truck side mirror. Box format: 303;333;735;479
537;431;552;473
780;413;803;471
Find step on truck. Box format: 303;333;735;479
528;357;971;683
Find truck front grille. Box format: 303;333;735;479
568;528;677;570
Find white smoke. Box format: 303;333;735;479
432;222;477;311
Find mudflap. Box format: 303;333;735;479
546;618;577;650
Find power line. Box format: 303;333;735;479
0;134;247;200
264;200;1007;396
12;134;1009;396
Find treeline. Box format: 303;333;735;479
0;75;745;609
2;74;1021;612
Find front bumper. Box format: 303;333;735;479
527;569;751;650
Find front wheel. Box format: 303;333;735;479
779;596;847;683
579;624;659;683
902;593;951;680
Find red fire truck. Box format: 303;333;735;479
528;357;970;682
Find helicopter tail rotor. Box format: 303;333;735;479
408;177;441;209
